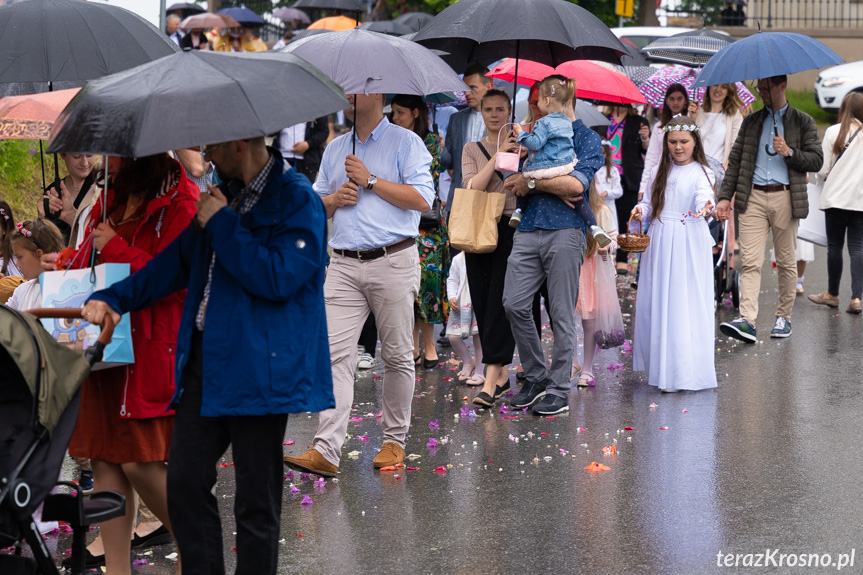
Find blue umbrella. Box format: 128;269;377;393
693;31;843;87
218;7;266;27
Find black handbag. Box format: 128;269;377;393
420;196;442;230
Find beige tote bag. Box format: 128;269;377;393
448;179;506;254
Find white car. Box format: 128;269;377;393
815;60;863;113
610;26;695;50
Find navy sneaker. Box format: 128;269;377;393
78;469;94;494
532;394;569;416
770;317;792;338
509;379;548;409
719;318;757;343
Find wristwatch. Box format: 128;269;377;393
527;178;537;190
367;174;377;190
786;148;795;158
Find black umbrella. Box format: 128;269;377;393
412;0;627;121
48;50;348;158
0;0;179;210
166;3;206;17
392;11;433;32
360;21;414;36
293;0;364;26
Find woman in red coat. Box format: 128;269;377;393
69;153;197;575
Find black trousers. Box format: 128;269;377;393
616;186;639;264
357;312;378;358
167;331;289;575
825;208;863;299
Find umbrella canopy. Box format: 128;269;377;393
641;29;734;67
487;58;646;105
576;99;611;128
412;0;627;71
273;7;311;24
639;67;756;109
0;0;179;85
693;31;844;87
0;87;79;139
308;15;358;31
392;11;434;32
48;50;348;157
360;20;414;36
217;7;265;27
293;0;364;11
180;13;240;31
167;3;205;16
283;28;467;96
292;28;334;40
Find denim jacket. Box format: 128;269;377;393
517;112;576;172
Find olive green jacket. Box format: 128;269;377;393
718;105;823;219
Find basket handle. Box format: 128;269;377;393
627;214;643;235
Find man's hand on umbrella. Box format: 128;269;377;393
773;133;792;157
345;154;372;189
196;185;228;228
81;299;121;328
334;181;359;208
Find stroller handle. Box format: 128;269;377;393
25;308;116;366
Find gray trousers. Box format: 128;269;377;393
502;228;585;397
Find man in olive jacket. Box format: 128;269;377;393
717;75;823;343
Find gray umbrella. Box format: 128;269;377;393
360;21;414;36
48;50;348;157
392;11;434;32
640;30;735;67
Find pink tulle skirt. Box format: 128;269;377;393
576;254;598;320
523;161;576;180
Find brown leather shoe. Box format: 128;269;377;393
373;442;405;469
808;292;839;308
284;448;338;477
847;298;862;314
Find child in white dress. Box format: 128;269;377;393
631;116;717;392
446;252;485;385
4;219;65;311
594;141;623;227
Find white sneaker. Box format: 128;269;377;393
357;353;374;370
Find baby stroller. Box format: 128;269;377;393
0;307;125;575
711;218;740;309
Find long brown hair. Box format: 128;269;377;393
391;94;430;140
702;83;747;117
833;92;863;157
651;116;712;220
659;83;690;127
585;179;611;259
111;153;175;213
602;142;614;182
0;201;15;275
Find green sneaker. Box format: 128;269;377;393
720;318;757;343
770;317;792;338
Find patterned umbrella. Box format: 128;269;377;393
641;30;734;67
639;67;755;109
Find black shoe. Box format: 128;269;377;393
532;394;569;416
509;379;548;409
436;334;450;347
515;368;526;382
494;381;511;399
472;391;496;407
61;549;105;569
423;357;439;369
131;525;172;549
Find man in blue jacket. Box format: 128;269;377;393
82;136;334;575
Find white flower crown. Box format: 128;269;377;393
664;123;699;133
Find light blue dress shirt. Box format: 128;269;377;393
314;116;435;251
753;103;791;186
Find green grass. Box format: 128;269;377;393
0;139;61;222
746;89;836;128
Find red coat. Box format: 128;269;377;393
82;162;198;419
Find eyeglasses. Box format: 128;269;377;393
201;142;229;157
754;86;770;95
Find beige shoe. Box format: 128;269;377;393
373;442;405;469
847;298;862;314
808;292;839;308
284;448;338;477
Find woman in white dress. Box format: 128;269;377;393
631;116;717;392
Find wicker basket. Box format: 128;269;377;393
617;215;650;253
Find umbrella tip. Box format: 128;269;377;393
757;20;762;32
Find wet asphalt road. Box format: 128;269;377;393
39;245;863;574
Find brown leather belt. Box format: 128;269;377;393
753;184;788;192
333;238;415;262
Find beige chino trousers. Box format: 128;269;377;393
737;186;799;322
313;247;420;467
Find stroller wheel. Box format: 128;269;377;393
731;270;740;309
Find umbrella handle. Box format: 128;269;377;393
24;308;115;366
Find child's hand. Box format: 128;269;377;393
511;122;522;136
449;297;459;312
698;200;714;219
631;206;643;221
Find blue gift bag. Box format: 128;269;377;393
39;263;135;370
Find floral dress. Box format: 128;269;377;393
415;132;450;325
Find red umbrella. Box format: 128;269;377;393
488;58;646;105
0;88;80;140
